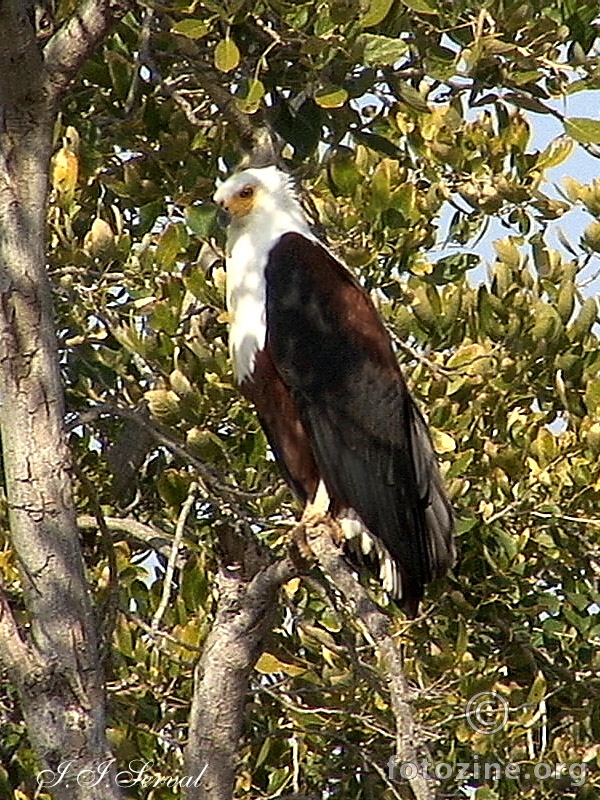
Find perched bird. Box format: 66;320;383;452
214;165;455;616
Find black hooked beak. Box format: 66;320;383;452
216;204;231;227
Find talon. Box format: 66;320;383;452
290;523;315;567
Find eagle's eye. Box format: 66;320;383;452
239;185;254;199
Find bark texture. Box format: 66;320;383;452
186;535;297;800
0;1;131;797
307;524;435;800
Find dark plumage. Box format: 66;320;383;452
214;166;455;615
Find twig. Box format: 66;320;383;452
68;401;269;511
77;513;176;558
44;0;135;100
73;465;119;664
122;608;205;654
152;481;198;631
306;521;436;800
0;585;41;683
530;510;600;527
124;8;155;115
392;334;450;378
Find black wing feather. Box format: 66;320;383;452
265;232;454;601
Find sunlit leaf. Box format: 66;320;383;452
359;34;408;66
315;86;348;108
563;116;600;144
171;19;209;39
237;78;265;113
359;0;393;28
214;37;240;72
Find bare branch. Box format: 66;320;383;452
0;586;40;683
152;480;198;631
186;546;297;800
69;402;266;513
44;0;135;100
74;465;119;663
306;522;436;800
121;608;205;654
77;513;176;558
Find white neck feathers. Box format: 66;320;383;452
222;169;314;383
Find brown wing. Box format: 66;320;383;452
265;232;455;608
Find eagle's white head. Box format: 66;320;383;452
213;165;308;233
213;165;315;383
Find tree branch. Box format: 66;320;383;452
0;2;45;106
0;586;41;684
186;544;297;800
44;0;135;100
152;480;198;631
0;6;121;791
77;513;176;558
70;402;266;514
306;522;436;800
194;64;257;149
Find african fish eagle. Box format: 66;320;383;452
213;165;455;616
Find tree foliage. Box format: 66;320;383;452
2;0;600;798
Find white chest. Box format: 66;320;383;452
226;231;268;383
224;206;315;383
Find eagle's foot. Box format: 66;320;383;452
290;522;315;565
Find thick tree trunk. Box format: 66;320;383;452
186;548;296;800
0;4;120;798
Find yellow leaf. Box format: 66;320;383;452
284;577;301;597
51;145;78;195
255;652;305;677
214;37;240;72
431;429;456;454
212;266;227;291
315;87;348;108
83;217;114;257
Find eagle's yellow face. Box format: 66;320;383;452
219;183;256;218
214;176;262;221
213;166;299;229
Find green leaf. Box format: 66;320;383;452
214;37;240;72
353;130;403;158
369;160;391;211
315;86;348;108
327;147;360;196
237;78;265;114
397;80;430;112
155;223;183;268
569;297;597;340
106;51;131;101
585;378;600;415
359;34;408;66
359;0;394;27
563;116;600;144
186;204;217;238
504;92;552;115
535;135;574;171
171;19;210;39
